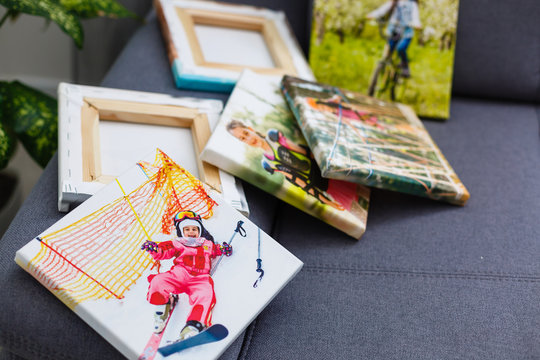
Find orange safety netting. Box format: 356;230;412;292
28;150;216;309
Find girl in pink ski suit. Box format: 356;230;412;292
142;211;232;338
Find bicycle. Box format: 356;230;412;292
367;20;409;101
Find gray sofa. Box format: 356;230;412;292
1;1;539;359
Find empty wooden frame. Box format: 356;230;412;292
57;83;255;215
155;0;314;92
80;97;221;190
176;8;296;75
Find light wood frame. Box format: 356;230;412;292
176;7;296;75
80;97;221;191
154;0;314;93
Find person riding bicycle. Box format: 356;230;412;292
367;0;421;78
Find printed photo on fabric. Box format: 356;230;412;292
309;0;459;119
201;70;370;239
281;75;469;205
15;149;303;360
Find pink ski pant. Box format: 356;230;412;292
147;266;216;327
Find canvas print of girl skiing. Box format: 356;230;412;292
15;150;303;360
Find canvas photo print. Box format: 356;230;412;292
202;71;370;239
15;150;302;360
281;76;469;205
309;0;459;119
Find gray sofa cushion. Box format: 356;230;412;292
0;1;539;359
260;99;540;359
1;100;537;360
452;0;540;102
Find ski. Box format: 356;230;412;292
158;324;228;357
139;296;178;360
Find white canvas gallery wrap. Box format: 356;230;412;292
57;83;248;215
15;154;303;360
201;70;283;167
158;0;314;80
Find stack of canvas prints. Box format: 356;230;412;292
281;75;469;205
202;71;370;239
309;0;459;119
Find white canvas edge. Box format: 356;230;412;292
159;0;315;81
57;83;248;216
16;151;303;360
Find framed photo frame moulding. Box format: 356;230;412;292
155;0;315;92
58;83;249;215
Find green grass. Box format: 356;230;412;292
309;28;454;119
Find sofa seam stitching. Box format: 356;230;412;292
305;263;540;277
304;265;540;282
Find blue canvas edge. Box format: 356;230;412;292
172;60;236;93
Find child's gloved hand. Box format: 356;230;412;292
220;242;233;256
141;240;159;253
261;159;274;175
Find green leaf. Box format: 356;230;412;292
2;81;58;168
0;0;84;48
0;9;20;28
0;121;17;170
59;0;139;19
8;9;21;21
0;82;17;169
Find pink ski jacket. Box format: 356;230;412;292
150;238;222;275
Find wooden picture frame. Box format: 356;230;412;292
57;83;249;215
176;8;296;75
80;97;220;189
155;0;315;92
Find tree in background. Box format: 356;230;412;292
418;0;459;50
313;0;459;51
312;0;374;44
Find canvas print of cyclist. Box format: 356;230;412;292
310;0;459;119
201;71;370;240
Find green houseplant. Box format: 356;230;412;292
0;0;140;170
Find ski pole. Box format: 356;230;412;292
210;221;246;275
253;228;264;288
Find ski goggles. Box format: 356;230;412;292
174;210;201;223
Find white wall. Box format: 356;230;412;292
0;10;74;95
0;10;74;235
0;3;150;237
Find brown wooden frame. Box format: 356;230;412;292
80;97;221;191
176;7;297;75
